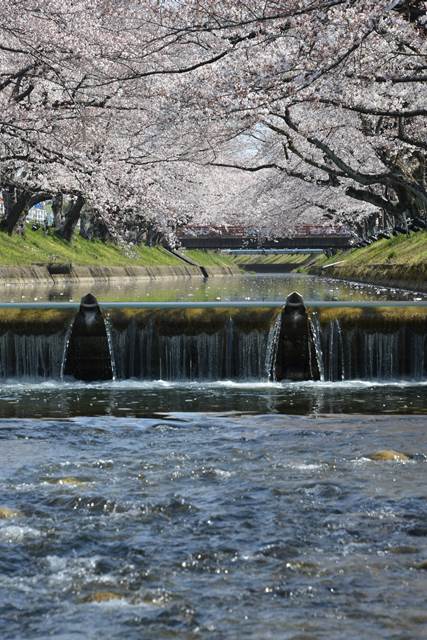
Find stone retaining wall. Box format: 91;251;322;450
0;263;240;287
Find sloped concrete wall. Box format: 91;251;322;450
0;264;198;287
0;262;241;287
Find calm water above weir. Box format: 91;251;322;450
2;272;427;303
0;273;426;639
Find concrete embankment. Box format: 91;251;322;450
0;262;240;288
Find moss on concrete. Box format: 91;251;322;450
314;305;427;332
0;309;74;334
109;307;277;336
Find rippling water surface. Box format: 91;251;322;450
0;396;426;639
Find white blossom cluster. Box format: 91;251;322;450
0;0;425;240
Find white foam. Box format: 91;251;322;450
45;555;101;588
1;378;426;392
0;525;42;542
213;468;233;479
289;463;326;471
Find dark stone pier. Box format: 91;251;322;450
273;291;320;382
63;293;113;381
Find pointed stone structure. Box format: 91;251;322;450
274;291;320;381
63;293;113;381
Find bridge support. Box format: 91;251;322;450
63;293;113;381
273;291;320;382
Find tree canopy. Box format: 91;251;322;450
0;0;425;242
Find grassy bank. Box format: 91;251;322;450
0;229;243;271
182;249;237;268
307;231;427;288
0;228;185;267
232;252;312;266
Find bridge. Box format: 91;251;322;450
178;225;354;250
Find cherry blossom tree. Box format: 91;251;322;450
0;0;425;242
179;0;427;237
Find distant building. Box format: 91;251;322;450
0;196;54;227
26;201;54;226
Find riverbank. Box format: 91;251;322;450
307;231;427;292
0;229;239;286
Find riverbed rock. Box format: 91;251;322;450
44;476;89;486
81;591;124;603
388;545;419;555
415;560;427;570
0;506;22;519
368;450;410;462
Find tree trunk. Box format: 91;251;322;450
79;208;113;242
0;187;30;234
0;187;50;235
55;194;85;242
146;224;164;246
51;193;64;229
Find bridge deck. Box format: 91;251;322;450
180;236;353;249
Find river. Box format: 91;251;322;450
1;272;426;303
0;273;426;639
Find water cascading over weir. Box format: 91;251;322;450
0;293;425;382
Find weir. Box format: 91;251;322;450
0;294;425;382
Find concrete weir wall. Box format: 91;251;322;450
1;297;425;381
0;263;239;287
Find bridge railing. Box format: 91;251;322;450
177;224;353;239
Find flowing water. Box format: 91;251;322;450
1;411;427;639
0;274;426;639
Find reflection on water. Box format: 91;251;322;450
0;413;426;639
1;273;426;303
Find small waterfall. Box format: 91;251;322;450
225;317;234;379
336;320;345;381
0;331;65;379
0;299;425;383
309;313;325;382
60;320;75;380
324;320;345;381
412;333;426;379
320;321;427;381
110;318;271;381
104;315;117;381
265;313;282;381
